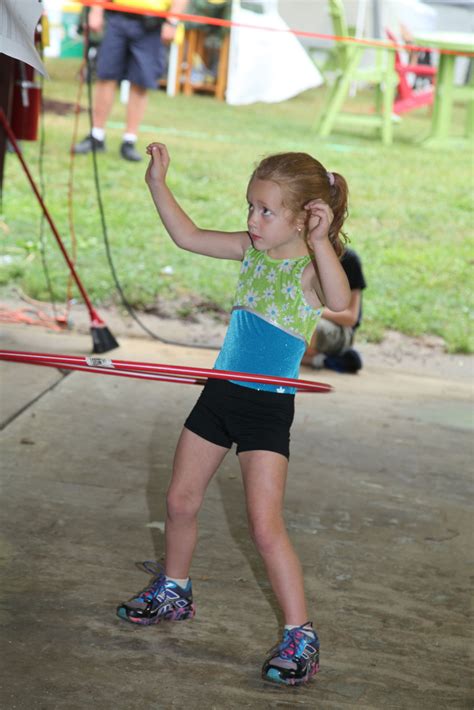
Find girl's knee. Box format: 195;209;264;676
249;515;286;555
166;488;202;522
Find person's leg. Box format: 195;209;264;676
302;318;352;368
73;78;116;153
125;82;148;136
92;79;117;128
239;448;319;685
238;449;307;625
117;427;229;625
119;20;163;160
165;427;229;578
316;319;352;355
77;12;127;148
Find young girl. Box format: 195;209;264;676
117;144;351;686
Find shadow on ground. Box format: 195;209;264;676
0;323;472;709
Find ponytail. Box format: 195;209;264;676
327;172;349;258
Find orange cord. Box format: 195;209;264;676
0;305;68;331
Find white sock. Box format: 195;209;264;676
91;126;105;141
311;353;326;369
165;575;189;588
123;132;137;143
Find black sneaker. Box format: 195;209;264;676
325;348;363;374
120;140;142;162
73;134;106;154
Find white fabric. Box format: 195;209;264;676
382;0;437;38
226;4;323;106
0;0;46;75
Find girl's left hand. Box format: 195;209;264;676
304;199;334;248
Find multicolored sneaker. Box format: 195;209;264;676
116;562;195;626
262;622;320;686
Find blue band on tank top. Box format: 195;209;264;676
213;309;306;394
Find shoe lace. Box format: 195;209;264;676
134;560;166;602
279;629;310;660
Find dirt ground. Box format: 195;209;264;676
0;304;473;709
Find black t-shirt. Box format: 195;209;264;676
341;248;366;329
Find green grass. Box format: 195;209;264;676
1;58;473;352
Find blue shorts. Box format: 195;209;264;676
184;379;295;459
97;12;165;89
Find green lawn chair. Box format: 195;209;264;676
316;0;399;145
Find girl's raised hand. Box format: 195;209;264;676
145;142;170;187
304;198;334;248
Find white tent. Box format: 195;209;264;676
226;0;323;105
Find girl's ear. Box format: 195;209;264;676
295;212;307;233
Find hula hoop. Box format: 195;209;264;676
0;350;332;393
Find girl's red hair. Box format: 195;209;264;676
251;152;349;257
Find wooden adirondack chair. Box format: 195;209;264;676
386;29;437;114
316;0;399;144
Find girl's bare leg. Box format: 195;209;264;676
238;450;308;625
165;428;229;578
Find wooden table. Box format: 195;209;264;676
413;32;474;145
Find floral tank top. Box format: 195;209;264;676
213;247;322;393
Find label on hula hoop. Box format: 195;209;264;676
86;357;114;368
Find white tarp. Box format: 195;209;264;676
226;2;323;106
382;0;437;38
0;0;47;75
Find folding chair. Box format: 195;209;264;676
386;29;437;114
316;0;398;145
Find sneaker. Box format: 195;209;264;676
73;134;106;154
325;348;363;374
120;140;142;162
116;562;195;625
262;622;320;686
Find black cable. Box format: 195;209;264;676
37;67;59;316
0;369;71;431
84;34;219;351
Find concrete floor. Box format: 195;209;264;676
0;323;473;709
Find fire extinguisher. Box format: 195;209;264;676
10;24;43;142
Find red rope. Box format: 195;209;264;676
78;0;474;57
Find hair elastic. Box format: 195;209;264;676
327;171;335;186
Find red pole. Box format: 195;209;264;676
0;109;118;351
0;107;104;324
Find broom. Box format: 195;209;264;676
0;108;119;353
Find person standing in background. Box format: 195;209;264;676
74;0;187;161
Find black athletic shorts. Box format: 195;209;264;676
184;378;295;459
